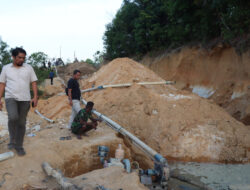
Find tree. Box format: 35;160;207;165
103;0;250;60
85;58;95;65
27;52;48;67
93;51;104;68
0;40;12;71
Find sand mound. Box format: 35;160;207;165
57;61;96;82
82;58;250;163
37;95;71;120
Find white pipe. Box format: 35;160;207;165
102;83;132;88
0;152;14;162
81;99;160;162
138;81;175;85
42;162;77;190
81;87;100;93
81;81;175;93
35;109;54;123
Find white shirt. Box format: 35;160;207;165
0;63;38;101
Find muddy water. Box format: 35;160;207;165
170;162;250;189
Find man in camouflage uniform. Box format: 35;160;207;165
71;101;100;139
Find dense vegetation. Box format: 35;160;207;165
103;0;250;59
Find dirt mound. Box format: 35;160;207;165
141;46;250;125
82;58;250;163
37;95;71;120
57;61;96;82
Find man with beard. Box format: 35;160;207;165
0;47;38;156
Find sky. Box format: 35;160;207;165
0;0;123;62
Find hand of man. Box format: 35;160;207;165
31;97;38;107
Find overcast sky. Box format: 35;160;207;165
0;0;123;62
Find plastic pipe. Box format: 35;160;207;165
138;81;175;85
102;83;132;88
42;162;78;190
0;152;14;162
81;81;175;93
35;109;54;123
123;159;131;173
81;99;165;164
81;86;104;93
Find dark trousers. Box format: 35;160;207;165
50;77;53;85
72;123;96;135
5;99;30;149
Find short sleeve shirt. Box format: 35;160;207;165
67;78;81;100
0;63;38;101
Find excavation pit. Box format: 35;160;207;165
59;132;153;178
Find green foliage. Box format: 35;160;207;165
27;52;48;67
33;66;51;85
103;0;250;59
85;58;94;65
26;52;50;85
0;40;12;72
85;51;104;68
93;51;104;67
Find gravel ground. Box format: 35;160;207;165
170;162;250;190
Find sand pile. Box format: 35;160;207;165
57;61;96;82
82;58;250;163
37;95;71;120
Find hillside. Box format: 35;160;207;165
141;45;250;125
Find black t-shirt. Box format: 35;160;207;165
67;78;81;100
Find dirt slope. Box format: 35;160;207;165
141;46;250;125
81;57;250;163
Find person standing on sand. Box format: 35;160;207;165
67;69;81;129
0;47;38;156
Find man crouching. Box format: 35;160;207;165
71;101;100;139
